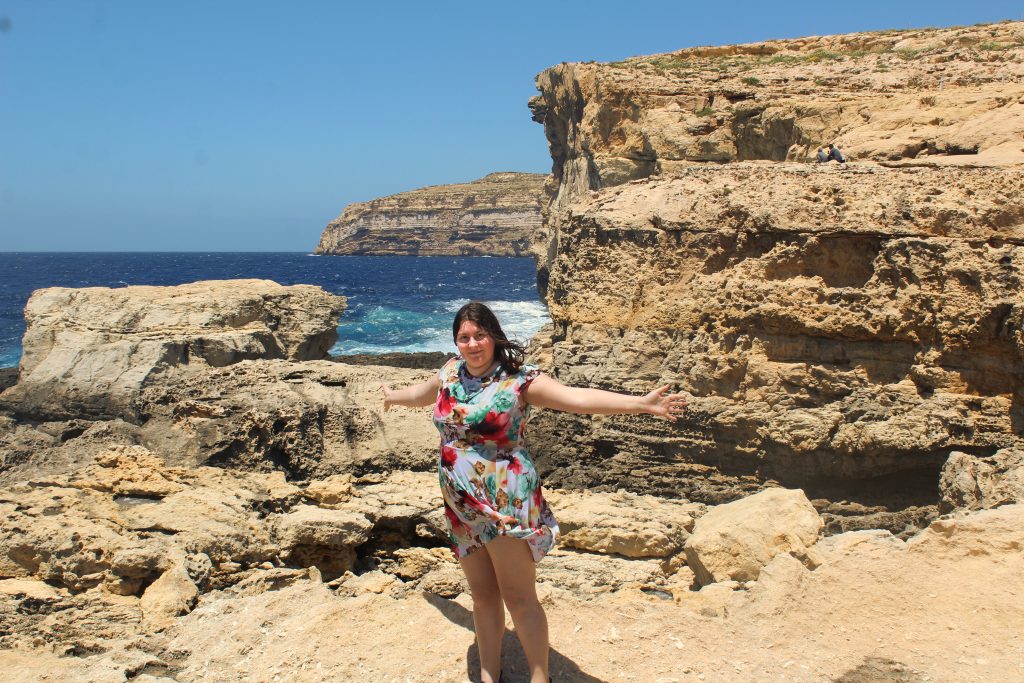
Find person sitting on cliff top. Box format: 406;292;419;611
815;147;829;163
826;143;847;163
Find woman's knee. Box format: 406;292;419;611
469;583;503;610
500;588;541;617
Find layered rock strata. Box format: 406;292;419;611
315;172;548;256
526;22;1024;530
529;21;1024;209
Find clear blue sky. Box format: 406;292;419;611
1;1;1020;251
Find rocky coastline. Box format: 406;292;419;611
0;271;1019;683
0;368;16;394
314;172;547;256
525;20;1024;538
0;20;1022;683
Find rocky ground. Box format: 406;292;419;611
0;278;1018;681
0;445;1019;683
332;351;455;370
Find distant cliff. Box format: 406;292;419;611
314;172;548;256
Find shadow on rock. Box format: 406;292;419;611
422;592;607;683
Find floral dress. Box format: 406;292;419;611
433;356;560;562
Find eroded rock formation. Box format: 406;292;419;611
527;21;1024;534
529;21;1024;204
315;172;548;256
1;280;345;422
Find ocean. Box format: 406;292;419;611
0;253;550;368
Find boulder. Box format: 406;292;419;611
545;488;704;558
139;564;198;629
683;487;823;586
3;279;346;421
226;566;322;597
906;503;1024;558
339;470;445;535
304;474;355;506
0;578;63;601
939;448;1024;512
69;445;185;498
137;360;438;478
417;566;466;598
387;547;456;582
272;505;373;549
106;545;173;596
334;569;402;597
271;505;374;579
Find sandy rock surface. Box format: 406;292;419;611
3;20;1024;683
3;504;1019;682
1;425;1019;681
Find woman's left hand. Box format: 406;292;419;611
641;385;689;421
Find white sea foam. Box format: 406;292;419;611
442;299;551;344
332;299;550;355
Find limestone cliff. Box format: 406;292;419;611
529;21;1024;213
314;172;548;256
528;21;1024;526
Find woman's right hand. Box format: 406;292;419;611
380;375;441;411
639;385;689;421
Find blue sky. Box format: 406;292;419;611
1;2;1020;252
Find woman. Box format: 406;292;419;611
382;302;688;683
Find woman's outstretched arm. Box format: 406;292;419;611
522;374;688;421
382;375;441;411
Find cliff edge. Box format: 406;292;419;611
528;21;1024;532
314;172;548;256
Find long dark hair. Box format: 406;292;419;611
452;301;526;374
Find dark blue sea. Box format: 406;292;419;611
0;253;549;368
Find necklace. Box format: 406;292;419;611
459;360;501;397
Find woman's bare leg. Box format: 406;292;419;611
459;548;505;683
485;536;549;683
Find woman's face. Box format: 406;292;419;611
455;320;496;374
